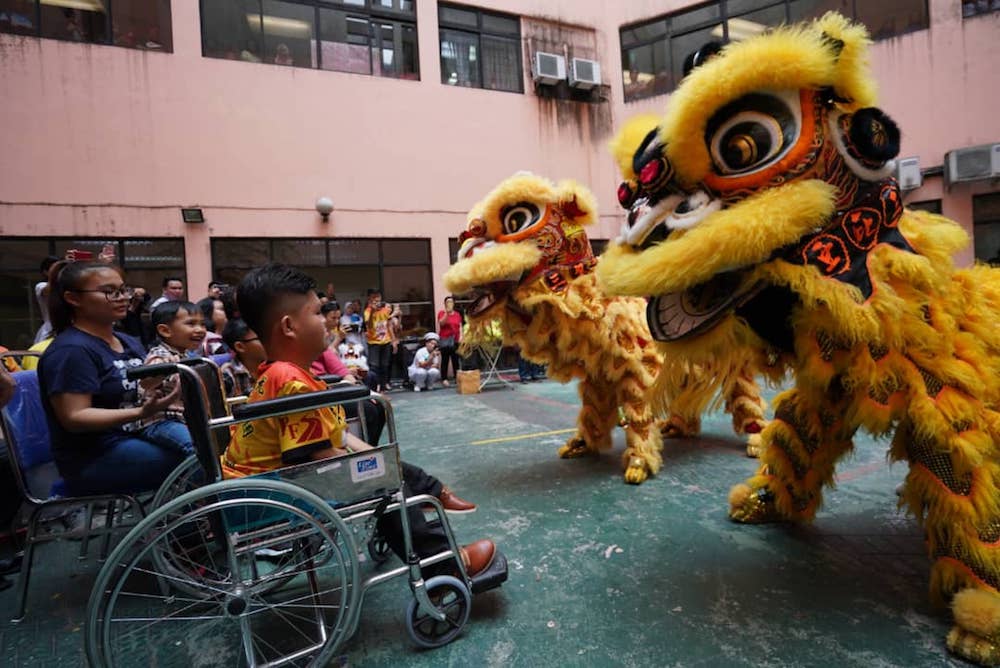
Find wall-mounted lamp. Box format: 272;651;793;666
181;207;205;223
316;197;334;223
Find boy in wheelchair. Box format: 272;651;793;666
222;264;498;578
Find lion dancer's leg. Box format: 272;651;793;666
660;361;707;439
723;360;768;458
558;379;617;460
620;373;664;485
892;397;1000;666
729;387;855;524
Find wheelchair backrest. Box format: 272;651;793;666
0;371;61;501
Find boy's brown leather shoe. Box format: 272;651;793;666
459;539;496;577
439;486;477;513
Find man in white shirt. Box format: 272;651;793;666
150;276;185;310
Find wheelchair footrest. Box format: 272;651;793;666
470;549;508;595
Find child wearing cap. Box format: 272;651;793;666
408;332;441;391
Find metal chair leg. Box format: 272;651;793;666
78;502;94;560
99;500;116;561
12;510;39;623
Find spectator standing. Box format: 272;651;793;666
117;286;154;347
206;281;225;300
437;296;462;387
37;260;193;495
150;276;185;310
363;289;393;392
33;256;59;344
409;332;441;391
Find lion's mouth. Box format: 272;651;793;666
620;188;721;249
468;281;517;317
646;271;760;342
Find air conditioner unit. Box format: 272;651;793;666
894;157;922;191
531;51;566;85
945;142;1000;185
569;57;601;89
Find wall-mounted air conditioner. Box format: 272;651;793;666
895;157;922;191
531;51;566;85
945;142;1000;185
569;57;601;89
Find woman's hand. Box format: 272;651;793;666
139;382;181;418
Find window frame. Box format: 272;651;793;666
438;2;523;94
0;236;186;347
620;0;930;103
210;236;433;300
198;0;419;79
961;0;1000;19
0;0;173;52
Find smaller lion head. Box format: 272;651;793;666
444;173;598;317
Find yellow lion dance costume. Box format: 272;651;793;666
597;13;1000;664
610;114;772;456
443;174;663;483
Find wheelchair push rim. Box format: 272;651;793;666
86;479;361;668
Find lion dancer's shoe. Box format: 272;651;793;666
727;389;853;524
621;420;663;485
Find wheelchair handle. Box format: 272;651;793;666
231;385;371;421
125;362;179;380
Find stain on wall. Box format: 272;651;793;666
521;17;613;145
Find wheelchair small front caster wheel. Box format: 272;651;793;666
367;533;392;564
405;575;471;648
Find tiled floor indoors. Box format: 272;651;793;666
0;376;967;667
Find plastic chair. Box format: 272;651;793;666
0;368;145;622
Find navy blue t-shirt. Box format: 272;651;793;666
38;327;146;475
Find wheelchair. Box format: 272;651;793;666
85;358;508;667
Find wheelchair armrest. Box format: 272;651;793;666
231;386;371;421
316;374;343;385
126;362;179;380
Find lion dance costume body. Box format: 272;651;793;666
443;175;663;483
597;13;1000;664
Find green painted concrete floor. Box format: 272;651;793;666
0;377;969;667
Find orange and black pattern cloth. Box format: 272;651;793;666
222;360;346;478
782;178;913;300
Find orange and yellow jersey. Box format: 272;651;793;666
364;305;393;345
222;361;347;478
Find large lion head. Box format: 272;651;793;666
598;13;915;345
444;173;599;318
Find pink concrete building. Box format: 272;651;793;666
1;0;998;347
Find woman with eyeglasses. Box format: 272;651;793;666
37;260;194;495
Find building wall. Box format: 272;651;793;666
1;0;998;313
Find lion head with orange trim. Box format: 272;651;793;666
444;172;597;318
599;12;911;342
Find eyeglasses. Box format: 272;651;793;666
71;286;134;301
240;337;259;343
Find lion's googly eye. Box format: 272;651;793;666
706;91;799;177
500;202;541;235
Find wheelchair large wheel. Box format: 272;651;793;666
405;575;471;648
86;479;360;668
150;454;203;509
